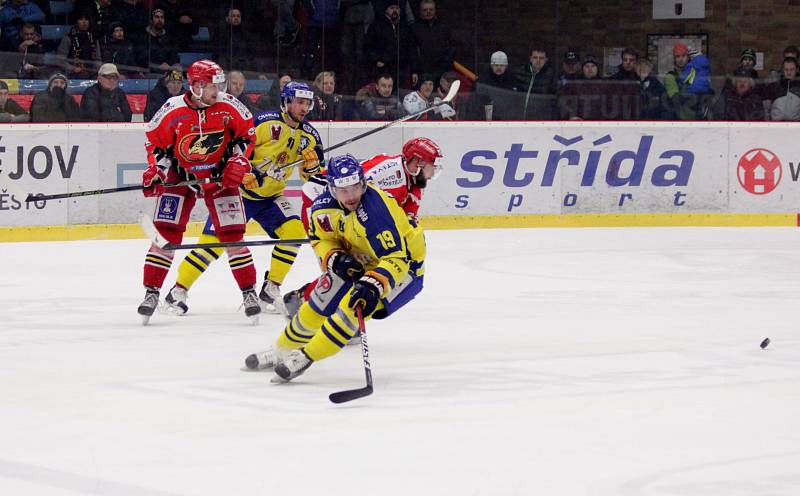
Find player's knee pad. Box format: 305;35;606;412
308;272;353;316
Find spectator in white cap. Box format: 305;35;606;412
80;63;132;122
475;49;517;120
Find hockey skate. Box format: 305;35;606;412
244;346;284;371
163;284;189;315
242;287;261;325
282;283;308;318
272;349;313;383
137;287;160;325
259;271;287;316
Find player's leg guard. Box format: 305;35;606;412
223;244;257;290
174;234;224;291
205;188;256;291
143;243;175;289
302;292;362;362
265;218;305;285
275;301;326;349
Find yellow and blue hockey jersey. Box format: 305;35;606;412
308;184;426;295
244;109;323;201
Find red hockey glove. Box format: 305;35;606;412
222;154;251;189
142;165;166;197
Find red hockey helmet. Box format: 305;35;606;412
402;137;443;179
187;59;226;89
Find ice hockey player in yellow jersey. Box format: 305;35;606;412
244;154;426;382
164;82;323;319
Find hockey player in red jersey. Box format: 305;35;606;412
137;59;259;324
281;137;443;317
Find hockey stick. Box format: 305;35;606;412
265;79;462;172
329;305;373;404
139;214;311;250
25;177;218;203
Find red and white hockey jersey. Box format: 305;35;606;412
144;92;255;182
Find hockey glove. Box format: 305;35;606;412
301;147;321;175
222;154;251;189
327;251;365;280
265;161;287;182
348;275;383;318
142;165;166;197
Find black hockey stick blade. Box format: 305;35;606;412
329;306;373;404
329;384;374;403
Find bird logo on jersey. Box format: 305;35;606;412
177;130;225;162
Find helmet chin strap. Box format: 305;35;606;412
190;84;212;108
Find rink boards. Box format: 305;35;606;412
1;121;799;241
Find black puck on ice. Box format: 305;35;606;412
760;338;770;349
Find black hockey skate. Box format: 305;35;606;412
282;283;309;318
137;287;160;325
164;284;189;315
242;287;261;325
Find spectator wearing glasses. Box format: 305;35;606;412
80;63;132;122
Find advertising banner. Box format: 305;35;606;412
1;121;798;229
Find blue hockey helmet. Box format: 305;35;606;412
280;81;315;111
326;154;365;191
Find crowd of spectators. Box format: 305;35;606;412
1;0;799;122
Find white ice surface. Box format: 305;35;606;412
1;227;799;496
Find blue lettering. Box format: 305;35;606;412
455;195;469;209
502;144;537;187
457;150;496;188
618;193;633;206
543;150;580;186
607;136;652;187
563;193;577;207
652;151;694;186
673;191;686;206
507;194;523;211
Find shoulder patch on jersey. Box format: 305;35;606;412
301;121;322;143
219;92;252;120
254;110;283;127
145;95;187;132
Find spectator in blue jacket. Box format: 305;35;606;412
0;0;45;48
